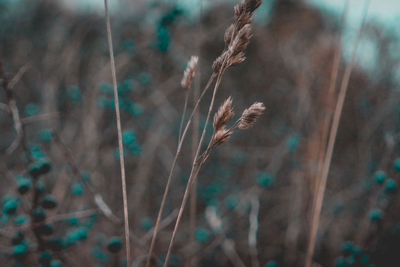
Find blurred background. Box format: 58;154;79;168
1;0;400;266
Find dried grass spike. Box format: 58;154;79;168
213;129;233;147
213;97;234;132
245;0;262;13
181;56;199;90
238;102;265;130
224;24;235;46
229;24;252;57
214;97;235;132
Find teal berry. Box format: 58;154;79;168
128;143;142;156
195;228;210;243
140;217;153;231
33;209;46;223
369;209;383;222
266;260;278;267
97;96;112;108
122;130;136;145
74;227;88;241
50;259;62;267
64;227;88;247
35;180;45;194
225;195;239;210
72;182;84;196
107;237;122;253
341;241;354;253
114;147;127;160
29;144;45;159
29;158;51;178
286;135;300;152
11;231;24;245
67;86;82;104
16;176;31;195
360;254;370;264
126;103;143;117
39;251;52;264
394;158;400;172
256;172;275;188
81;171;91;182
118;79;134;94
385;179;397;193
13;242;29;258
136;72;152;86
39;129;54;143
67;217;80;226
99;83;113;94
92;247;110;263
41;195;57;209
24;103;40;117
374;170;386;184
345;255;356;265
15;215;29;226
3;196;18;215
335;257;347;267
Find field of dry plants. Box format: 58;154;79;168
1;0;400;266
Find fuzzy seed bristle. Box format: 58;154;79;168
238;102;265;130
213;97;235;132
181;56;199;90
212;129;233;147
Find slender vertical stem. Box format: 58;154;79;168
178;91;190;143
305;2;370;267
104;0;130;264
164;71;225;267
145;73;216;267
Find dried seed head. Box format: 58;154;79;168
228;52;246;67
245;0;262;13
238;102;265;130
213;97;235;132
224;24;236;46
229;24;252;57
212;51;228;73
212;129;233;147
181;56;199;90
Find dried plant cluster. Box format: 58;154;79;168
213;0;261;73
200;98;265;164
2;0;400;266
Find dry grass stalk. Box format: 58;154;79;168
103;0;130;264
179;56;199;142
145;73;217;267
164;99;264;267
305;1;370;267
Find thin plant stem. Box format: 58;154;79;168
189;3;203;266
104;0;130;264
164;69;226;267
178;90;190;143
145;73;216;267
305;2;370;267
311;0;348;226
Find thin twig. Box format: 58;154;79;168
104;0;131;263
305;2;370;266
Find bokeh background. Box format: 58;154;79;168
1;0;400;266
